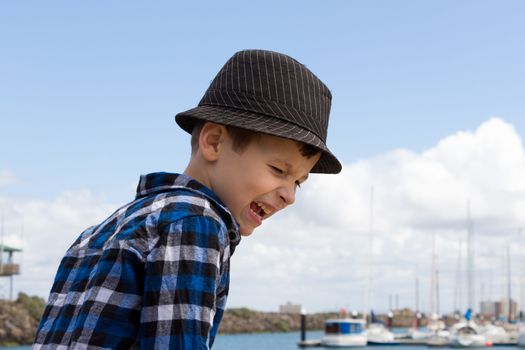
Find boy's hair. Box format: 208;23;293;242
191;121;320;158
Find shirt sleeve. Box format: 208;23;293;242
139;214;226;350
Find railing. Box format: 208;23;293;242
0;263;20;276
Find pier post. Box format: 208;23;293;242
300;308;306;342
387;311;393;330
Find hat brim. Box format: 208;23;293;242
175;105;342;174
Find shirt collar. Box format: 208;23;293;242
136;172;221;203
135;172;241;250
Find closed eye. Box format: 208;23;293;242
270;164;304;189
270;165;285;175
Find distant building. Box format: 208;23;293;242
497;298;518;321
479;299;518;321
479;300;497;317
279;301;302;314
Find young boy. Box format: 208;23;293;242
33;49;341;349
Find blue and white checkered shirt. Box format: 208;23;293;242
33;172;241;349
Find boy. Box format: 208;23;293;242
33;49;341;349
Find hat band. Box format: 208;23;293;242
200;88;329;142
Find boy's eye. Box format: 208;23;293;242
295;181;302;189
270;165;285;174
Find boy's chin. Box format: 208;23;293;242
239;226;255;237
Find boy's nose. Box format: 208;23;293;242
278;183;296;207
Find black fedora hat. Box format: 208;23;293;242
175;49;342;174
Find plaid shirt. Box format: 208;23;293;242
34;172;241;349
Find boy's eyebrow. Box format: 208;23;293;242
282;161;309;182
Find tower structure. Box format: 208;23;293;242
0;244;22;300
1;212;22;301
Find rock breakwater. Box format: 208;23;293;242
0;293;45;346
219;308;338;333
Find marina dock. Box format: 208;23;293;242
297;339;321;347
298;338;520;347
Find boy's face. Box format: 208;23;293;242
210;130;320;236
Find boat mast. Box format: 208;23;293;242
1;209;4;272
436;268;440;316
415;268;420;314
454;239;463;313
366;186;374;321
466;200;475;315
429;231;437;317
518;227;524;321
507;243;512;322
521;258;524;321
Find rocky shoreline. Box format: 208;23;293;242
0;293;424;346
0;296;335;346
0;293;45;346
218;307;425;334
0;294;338;345
219;308;339;333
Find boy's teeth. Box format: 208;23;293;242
256;202;273;215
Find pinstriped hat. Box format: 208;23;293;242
176;49;341;174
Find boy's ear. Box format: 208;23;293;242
199;122;227;161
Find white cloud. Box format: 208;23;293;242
1;117;524;316
0;190;116;300
229;117;525;313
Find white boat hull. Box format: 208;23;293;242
426;335;450;347
366;324;398;345
449;334;486;348
518;329;525;347
478;324;510;344
321;334;368;347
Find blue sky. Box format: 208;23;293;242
1;1;525;312
2;1;524;200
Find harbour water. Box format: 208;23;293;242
2;331;520;350
214;330;519;350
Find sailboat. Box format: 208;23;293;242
366;311;400;345
518;323;525;347
366;323;399;345
479;323;510;344
425;314;450;347
449;203;487;348
519;267;525;348
449;309;487;348
363;188;398;346
412;232;450;346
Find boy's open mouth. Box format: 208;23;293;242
250;201;273;219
